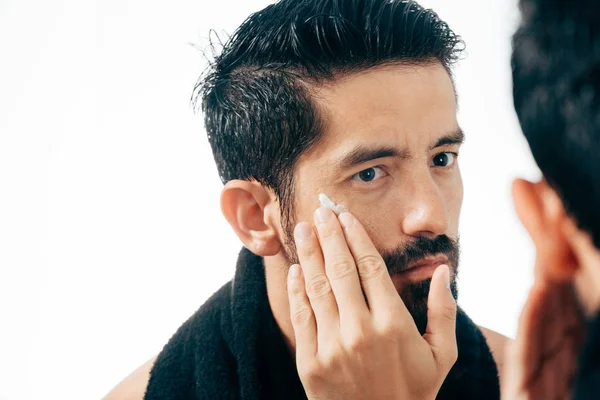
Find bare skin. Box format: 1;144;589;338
104;357;156;400
105;63;511;398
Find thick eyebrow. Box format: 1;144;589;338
430;128;465;150
334;146;408;170
333;128;464;170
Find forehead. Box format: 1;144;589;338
305;63;458;161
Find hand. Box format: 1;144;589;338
502;279;586;399
287;207;458;400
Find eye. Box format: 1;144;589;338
431;152;457;168
351;166;386;183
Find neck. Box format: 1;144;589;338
264;254;297;354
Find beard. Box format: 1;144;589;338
380;235;460;334
282;219;460;336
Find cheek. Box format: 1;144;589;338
288;169;327;225
348;201;400;250
443;171;464;232
290;193;322;228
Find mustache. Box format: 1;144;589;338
380;235;460;275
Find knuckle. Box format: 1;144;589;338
327;258;356;281
377;317;406;339
298;360;322;381
449;344;458;365
443;304;457;322
291;306;313;327
440;343;459;372
346;329;371;352
288;279;306;296
305;275;332;299
440;301;458;323
318;224;341;240
319;348;342;370
300;240;321;260
355;254;385;280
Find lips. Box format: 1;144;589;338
388;255;450;284
403;254;449;273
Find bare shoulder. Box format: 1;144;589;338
103;356;158;400
478;326;512;379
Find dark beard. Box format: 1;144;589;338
380;235;460;334
400;277;459;335
282;221;460;335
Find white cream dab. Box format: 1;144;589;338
318;193;346;215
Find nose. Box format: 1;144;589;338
401;175;449;240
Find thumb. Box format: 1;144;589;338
424;264;458;369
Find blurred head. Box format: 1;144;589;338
512;0;600;313
199;0;465;325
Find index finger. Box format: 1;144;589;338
313;207;370;325
338;211;407;316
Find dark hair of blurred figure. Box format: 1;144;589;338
511;0;600;398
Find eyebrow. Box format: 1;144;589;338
334;146;408;170
334;128;465;170
430;128;465;150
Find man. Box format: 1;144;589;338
105;0;509;398
502;0;600;398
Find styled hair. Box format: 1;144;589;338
196;0;464;230
512;0;600;247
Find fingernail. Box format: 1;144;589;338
289;264;300;280
294;223;313;242
338;212;354;229
314;207;331;223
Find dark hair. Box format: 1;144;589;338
512;0;600;248
195;0;464;235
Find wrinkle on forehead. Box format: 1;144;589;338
295;63;459;180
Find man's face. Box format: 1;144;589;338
281;63;463;330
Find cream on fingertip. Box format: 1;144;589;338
318;193;346;215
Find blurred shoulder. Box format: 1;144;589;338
479;326;512;380
103;356;157;400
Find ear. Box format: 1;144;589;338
220;180;282;257
512;178;578;281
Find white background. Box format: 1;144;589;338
0;0;539;398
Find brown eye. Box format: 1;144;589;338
431;152;456;167
352;166;385;183
358;168;375;182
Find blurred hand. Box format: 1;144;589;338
502;279;586;399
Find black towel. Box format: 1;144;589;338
144;248;500;399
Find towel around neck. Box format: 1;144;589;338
144;247;500;400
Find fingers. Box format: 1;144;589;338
313;207;369;324
338;211;404;316
287;264;318;359
531;284;578;399
503;281;585;399
554;283;585;396
294;222;340;338
516;282;547;389
553;333;578;399
502;282;547;398
539;283;564;396
424;265;458;369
